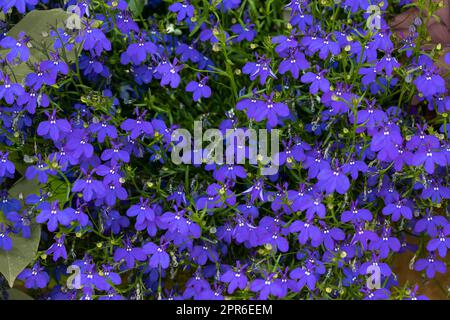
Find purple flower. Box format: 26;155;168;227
308;35;341;59
290;219;322;245
65;129;94;161
0;151;15;177
37;109;72;142
0;32;30;62
358;65;378;86
351;224;379;250
278;49;310;79
253;93;290;127
426;225;450;258
169;1;195;22
421;180;450;203
89;117;118;143
290;265;318;291
17;263;49;289
113;239;147;269
120;108;154;139
40;52;69;80
6;211;31;238
120;34;158;65
66;201;90;227
186;76;212;101
342;157;368;180
103;209;130;235
272;34;298;55
191;243;219;265
376;51;400;77
143;241;170;269
303;149;330;179
341;201;372;223
250;274;283;299
46;234;67;262
414;254;447;278
231;23;256;42
156;58;184;88
242;55;277;85
369;228;401;258
77;23;111;56
318;223;345;251
220;262;248;294
0;223;12;251
72;171;106;202
316;161;350;195
0;75;25;104
160;207;201;239
103;182;128;206
101;144;130;163
363;288;390;300
414;212;448;237
300;69;330;94
214;164;247;182
370;123;403;161
36;201;72;232
382;198;413;221
411;147;447;174
17;89;49;114
414;70;446;97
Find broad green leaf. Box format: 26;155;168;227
8;177;40;200
6;288;33;300
7;9;71;54
127;0;146;17
4;9;79;83
0;224;41;287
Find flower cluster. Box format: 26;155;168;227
0;0;448;300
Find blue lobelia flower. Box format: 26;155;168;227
46;234;67;262
426;225;450;258
0;223;12;251
169;1;195;22
37;109;72;142
0;151;15;177
186;75;212;102
0;74;25;104
316;160;350;195
242;55;277;85
0;32;30;62
143;241;170;269
36;201;73;232
120;34;158;65
220;262;248;294
414;254;447;278
113;239;147;269
300;68;331;94
17;263;50;289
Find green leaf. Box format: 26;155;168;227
6;288;33;300
0;224;41;288
8;177;41;199
127;0;145;17
7;9;70;51
3;9;79;83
